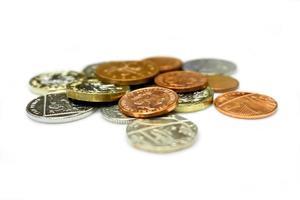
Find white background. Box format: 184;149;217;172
0;0;299;199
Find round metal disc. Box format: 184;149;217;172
82;62;105;78
100;104;135;124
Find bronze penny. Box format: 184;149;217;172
143;56;183;72
118;87;178;118
214;91;278;119
96;61;159;86
154;71;208;93
207;75;239;93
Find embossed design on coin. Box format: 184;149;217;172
143;56;182;72
67;79;129;102
154;71;208;93
83;62;105;78
119;87;178;118
176;87;214;113
29;71;84;95
126;114;198;153
100;104;135;124
183;58;237;75
207;75;239;93
96;61;159;85
26;93;96;123
214;92;278;119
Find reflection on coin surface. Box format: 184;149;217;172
83;62;104;78
96;61;159;85
207;75;239;93
26;93;96;123
67;78;129;102
119;87;178;118
176;87;214;113
214;91;278;119
183;58;237;75
143;56;182;72
100;104;135;124
29;71;84;95
126;114;198;153
154;71;208;93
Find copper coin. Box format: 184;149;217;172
154;71;208;93
118;87;178;118
96;61;159;86
143;56;183;72
207;75;239;93
214;91;278;119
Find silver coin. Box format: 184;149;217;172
183;58;237;75
126;114;198;153
100;104;135;124
82;62;104;78
26;93;96;123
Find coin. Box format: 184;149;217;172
100;104;135;124
126;114;198;153
175;87;214;113
26;93;96;123
154;71;208;93
96;61;160;85
29;71;85;95
66;78;129;102
214;91;278;119
207;75;239;93
119;87;178;118
183;58;237;75
83;62;104;78
143;56;182;72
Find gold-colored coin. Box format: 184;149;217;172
143;56;183;72
175;87;214;113
96;61;160;85
207;75;239;93
66;79;129;102
29;71;84;95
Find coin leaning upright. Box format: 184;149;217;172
126;114;198;153
143;56;183;72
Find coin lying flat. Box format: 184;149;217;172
183;58;237;75
126;114;198;153
176;87;214;113
119;87;178;118
207;75;239;93
154;71;208;93
83;62;105;78
66;78;129;102
100;104;135;124
143;56;183;72
96;61;160;85
26;93;96;123
29;71;85;95
214;91;278;119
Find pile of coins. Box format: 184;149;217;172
26;57;278;153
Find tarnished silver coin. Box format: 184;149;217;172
183;58;237;75
29;71;85;95
176;87;214;113
100;104;135;124
82;63;104;78
126;114;198;153
26;93;96;123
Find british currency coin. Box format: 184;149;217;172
119;87;178;118
154;71;208;93
29;71;85;95
96;61;160;85
207;75;239;93
26;93;96;123
214;91;278;119
82;63;103;78
175;87;214;113
143;56;182;72
100;104;135;124
126;114;198;153
183;58;237;75
66;78;129;102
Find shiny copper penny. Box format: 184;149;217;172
119;87;178;118
154;71;208;93
207;75;239;93
96;61;159;86
214;91;278;119
143;56;183;72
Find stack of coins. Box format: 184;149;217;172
26;57;278;153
